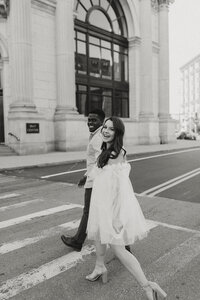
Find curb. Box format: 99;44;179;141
1;145;200;171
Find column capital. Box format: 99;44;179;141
0;0;9;18
128;36;141;47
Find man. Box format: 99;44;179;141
61;109;105;251
61;109;131;253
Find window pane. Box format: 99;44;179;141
80;0;91;10
90;87;102;110
114;44;119;52
76;40;87;74
122;98;129;117
112;19;121;35
77;4;87;21
114;52;121;81
77;32;86;41
78;85;87;92
101;48;112;79
76;91;87;115
89;36;100;46
77;40;86;54
101;40;111;49
100;0;109;11
89;45;101;77
89;10;111;31
102;89;112;117
92;0;100;6
121;54;128;82
76;53;87;74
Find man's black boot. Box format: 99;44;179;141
61;235;82;251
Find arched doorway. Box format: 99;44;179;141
74;0;129;117
0;53;4;143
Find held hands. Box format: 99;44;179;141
78;175;87;187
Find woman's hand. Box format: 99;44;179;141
78;175;87;187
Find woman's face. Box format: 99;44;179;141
101;119;115;144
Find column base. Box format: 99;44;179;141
159;116;177;144
7;103;49;155
54;112;88;151
138;115;160;144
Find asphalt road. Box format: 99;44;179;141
2;148;200;203
1;148;200;299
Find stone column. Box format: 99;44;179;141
138;0;159;144
55;0;77;114
139;0;154;119
128;36;141;120
8;0;46;155
54;0;87;151
158;0;176;143
9;0;35;111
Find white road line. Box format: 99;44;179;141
150;219;200;234
0;203;83;230
146;234;200;285
0;199;44;212
0;221;200;300
40;148;200;179
0;219;155;255
41;168;86;179
140;168;200;196
1;218;197;256
147;170;200;197
0;193;20;200
128;148;200;162
0;245;96;300
0;219;80;255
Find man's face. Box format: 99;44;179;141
87;113;103;132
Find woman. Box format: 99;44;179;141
86;117;167;300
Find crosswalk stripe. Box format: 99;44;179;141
0;203;83;230
0;245;95;300
146;233;200;285
0;193;20;200
0;219;80;254
1;218;198;256
0;199;44;212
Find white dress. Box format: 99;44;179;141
87;152;149;245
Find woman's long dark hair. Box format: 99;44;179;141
97;116;126;168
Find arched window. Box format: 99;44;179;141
74;0;129;117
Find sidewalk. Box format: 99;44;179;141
0;139;200;170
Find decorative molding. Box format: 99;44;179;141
152;41;160;54
0;0;9;18
151;0;158;11
128;36;141;47
32;0;56;15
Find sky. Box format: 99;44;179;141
169;0;200;116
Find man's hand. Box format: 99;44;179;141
78;175;87;187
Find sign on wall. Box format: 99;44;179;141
26;123;40;134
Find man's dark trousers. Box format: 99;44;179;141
73;188;92;245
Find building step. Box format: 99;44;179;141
0;144;17;156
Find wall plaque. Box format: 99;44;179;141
26;123;39;134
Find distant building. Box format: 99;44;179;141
180;54;200;133
0;0;175;155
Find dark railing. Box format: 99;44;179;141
8;132;20;141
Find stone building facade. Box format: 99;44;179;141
0;0;175;155
180;54;200;132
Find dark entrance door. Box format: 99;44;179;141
0;89;5;143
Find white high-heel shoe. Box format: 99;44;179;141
85;268;108;284
142;281;167;300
